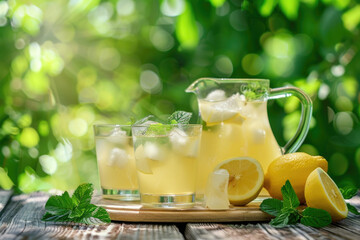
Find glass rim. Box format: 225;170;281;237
131;123;202;128
196;77;270;83
93;124;132;128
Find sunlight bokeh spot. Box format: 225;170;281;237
161;0;185;17
318;83;330;100
150;27;174;52
229;10;248;31
88;2;114;24
215;55;233;77
29;42;41;59
38;121;49;136
298;144;319;156
241;54;264;75
28;147;39;158
39;155;58;175
331;65;345;77
140;70;162;94
329;153;348;177
19;127;39;148
30;59;42;72
117;0;135;16
54;140;73;163
335;96;353;112
99;48;121;71
68;118;88;137
1;146;11;158
334;112;353;135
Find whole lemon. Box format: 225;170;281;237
264;152;328;203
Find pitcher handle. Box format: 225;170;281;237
268;87;313;154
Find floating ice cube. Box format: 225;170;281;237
252;128;266;144
108;147;129;168
143;142;166;161
205;169;230;210
134;145;152;174
205;89;227;101
169;128;200;157
107;128;128;144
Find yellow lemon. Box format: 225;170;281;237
264;152;328;203
214;157;264;205
305;167;348;221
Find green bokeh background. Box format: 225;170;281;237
0;0;359;192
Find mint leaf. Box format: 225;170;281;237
270;212;290;228
76;204;111;224
300;207;332;228
42;183;110;225
281;180;300;209
260;198;283;216
146;123;172;136
285;208;301;224
340;187;358;199
168;111;192;124
347;203;360;215
44;191;73;216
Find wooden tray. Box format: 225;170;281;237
94;196;272;223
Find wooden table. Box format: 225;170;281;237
0;190;359;239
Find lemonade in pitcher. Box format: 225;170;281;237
186;78;312;199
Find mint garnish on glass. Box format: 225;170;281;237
42;183;110;225
260;180;332;228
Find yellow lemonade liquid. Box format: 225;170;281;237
196;97;282;198
95;136;138;194
134;135;198;194
132;125;202;207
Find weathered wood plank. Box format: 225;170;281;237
0;192;184;239
0;190;12;214
185;195;360;240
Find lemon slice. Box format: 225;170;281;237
305;167;348;221
214;157;264;205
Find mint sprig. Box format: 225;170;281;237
260;180;332;228
340;186;360;215
168;111;192;124
42;183;110;225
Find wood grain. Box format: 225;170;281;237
0;192;184;239
0;190;12;214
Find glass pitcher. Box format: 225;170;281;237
186;78;312;199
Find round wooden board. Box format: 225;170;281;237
94;196;272;223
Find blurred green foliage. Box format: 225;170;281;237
0;0;359;192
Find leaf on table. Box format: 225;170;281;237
44;191;73;216
75;204;111;225
300;207;332;228
270;212;290;228
347;203;360;215
281;180;300;209
260;198;283;216
340;186;358;199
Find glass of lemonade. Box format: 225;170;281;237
132;124;202;208
94;124;139;201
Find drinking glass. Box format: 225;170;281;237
94;124;139;201
132;124;202;208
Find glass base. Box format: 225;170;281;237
140;193;195;208
102;188;140;201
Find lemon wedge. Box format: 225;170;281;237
305;167;348;221
214;157;264;205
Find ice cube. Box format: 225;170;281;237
134;145;152;174
205;169;230;210
169;128;200;157
205;89;227;101
108;147;129;168
107;128;128;144
143;142;167;161
252;128;266;144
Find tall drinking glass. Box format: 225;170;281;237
132;124;202;208
94;125;139;201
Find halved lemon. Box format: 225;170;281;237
305;167;348;221
214;157;264;205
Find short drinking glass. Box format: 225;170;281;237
132;124;202;208
94;125;139;201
